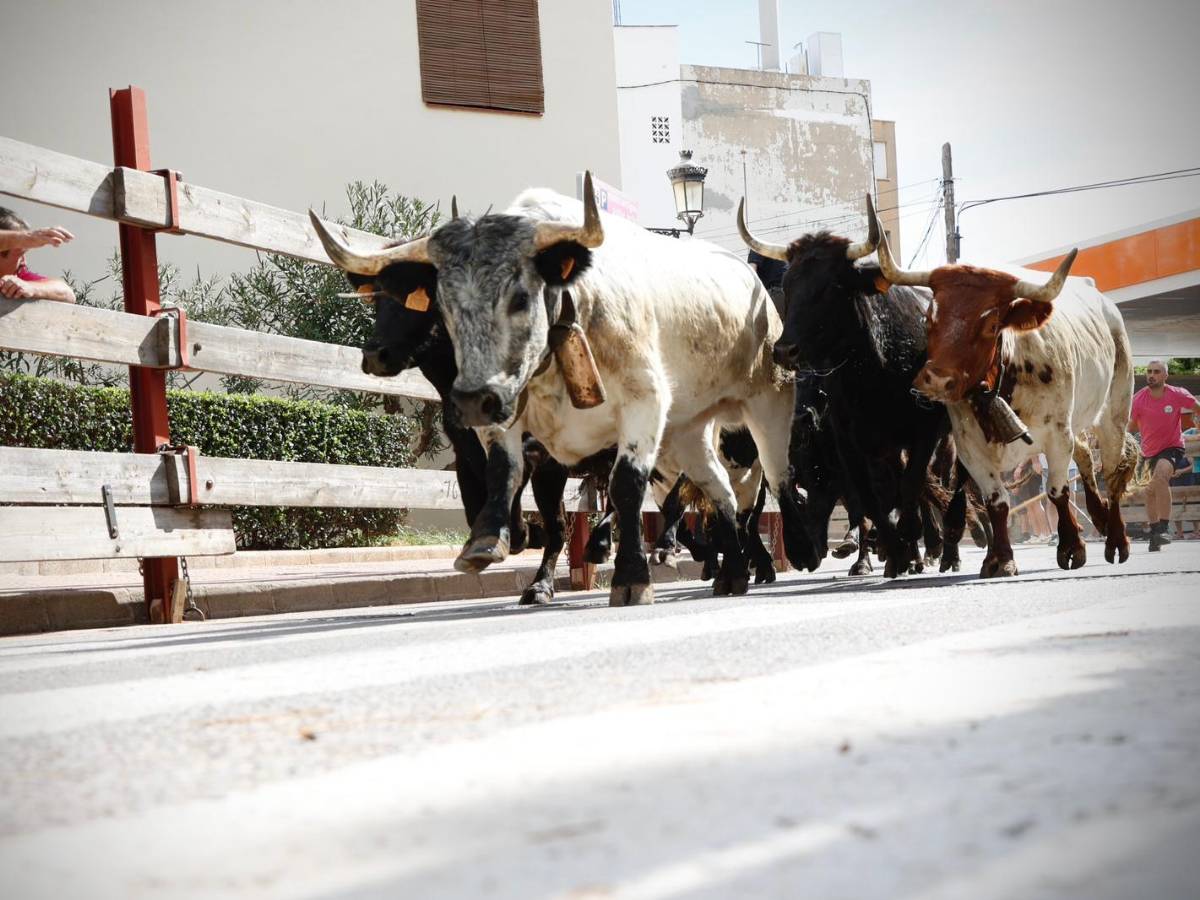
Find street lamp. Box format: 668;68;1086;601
667;149;707;235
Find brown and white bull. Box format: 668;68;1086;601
311;174;816;606
873;225;1138;577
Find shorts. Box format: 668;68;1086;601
1149;446;1188;474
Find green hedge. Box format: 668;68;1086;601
0;373;416;550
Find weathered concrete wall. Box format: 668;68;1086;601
613;26;684;228
679;65;875;255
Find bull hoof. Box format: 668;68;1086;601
730;575;750;595
651;547;677;567
923;552;940;569
700;561;716;582
908;558;925;575
1105;535;1130;564
830;539;858;559
454;534;509;574
849;558;873;576
1057;542;1086;570
754;565;776;584
609;582;654;607
519;585;555;606
939;551;961;574
981;556;1019;579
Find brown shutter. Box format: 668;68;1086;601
416;0;544;115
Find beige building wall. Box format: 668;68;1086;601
871;119;902;261
0;0;624;286
678;64;876;255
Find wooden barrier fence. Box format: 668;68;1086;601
1;87;795;623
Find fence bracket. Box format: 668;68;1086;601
152;306;189;369
101;484;119;539
150;168;184;234
159;444;202;506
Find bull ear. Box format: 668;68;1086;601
1001;297;1054;332
534;242;592;287
372;262;440;311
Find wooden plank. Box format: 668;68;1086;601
0;446;586;512
0;506;234;562
184;320;440;401
0;136;117;219
0;298;439;402
0;297;164;367
1;137;395;264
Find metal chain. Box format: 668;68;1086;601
179;556;205;621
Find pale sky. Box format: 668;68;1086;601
2;0;1197;284
624;0;1200;267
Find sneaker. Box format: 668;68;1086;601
1149;530;1163;552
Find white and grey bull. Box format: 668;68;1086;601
311;174;815;606
874;227;1139;577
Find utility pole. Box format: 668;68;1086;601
942;142;959;263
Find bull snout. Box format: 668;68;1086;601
362;345;399;377
773;340;802;370
913;365;960;401
452;385;509;427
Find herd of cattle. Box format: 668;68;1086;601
309;172;1140;607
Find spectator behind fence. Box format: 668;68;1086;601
1128;359;1198;551
0;207;76;303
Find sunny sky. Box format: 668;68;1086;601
622;0;1200;267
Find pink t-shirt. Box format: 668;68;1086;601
15;263;48;282
1132;384;1197;457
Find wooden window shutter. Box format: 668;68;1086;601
416;0;545;115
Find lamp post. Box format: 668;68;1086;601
667;149;707;235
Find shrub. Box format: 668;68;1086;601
0;372;416;550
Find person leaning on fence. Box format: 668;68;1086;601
1128;359;1198;551
0;207;76;303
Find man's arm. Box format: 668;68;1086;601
0;227;74;252
0;275;76;303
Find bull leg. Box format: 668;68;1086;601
651;474;688;565
1045;432;1087;570
444;420;490;528
456;425;524;574
741;386;820;572
584;505;614;564
745;481;776;584
669;422;749;596
1073;435;1109;538
1098;432;1138;565
939;464;969;573
849;521;874;576
921;498;944;569
519;457;569;605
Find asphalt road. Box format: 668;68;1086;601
1;541;1198;899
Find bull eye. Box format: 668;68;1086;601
508;289;530;314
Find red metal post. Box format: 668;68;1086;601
768;512;789;571
567;511;596;590
110;86;178;622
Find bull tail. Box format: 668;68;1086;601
1114;431;1148;499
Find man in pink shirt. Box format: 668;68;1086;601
1129;360;1198;551
0;207;76;303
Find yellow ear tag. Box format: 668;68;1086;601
356;284;377;304
560;257;575;280
405;286;431;312
874;276;892;294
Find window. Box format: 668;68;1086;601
651;116;670;144
873;140;889;180
416;0;544;115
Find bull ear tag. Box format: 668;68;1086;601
404;286;431;312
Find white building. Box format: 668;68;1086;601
613;17;898;257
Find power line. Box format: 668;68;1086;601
907;197;944;268
958;166;1200;218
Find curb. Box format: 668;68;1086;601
0;558;708;637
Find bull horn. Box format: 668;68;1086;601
1012;248;1077;302
532;170;604;250
875;214;932;287
309;210;431;275
451;195;459;219
736;198;788;261
846;193;880;260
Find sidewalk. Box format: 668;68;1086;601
0;547;705;636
